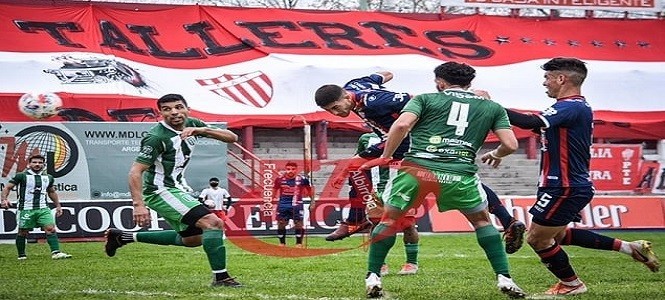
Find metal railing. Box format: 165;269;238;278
227;142;263;192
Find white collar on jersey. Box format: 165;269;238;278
442;87;471;93
26;169;44;175
160;120;185;134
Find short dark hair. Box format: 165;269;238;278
285;161;298;168
209;177;219;182
28;154;45;162
434;62;476;87
157;93;188;108
315;85;344;107
541;57;587;86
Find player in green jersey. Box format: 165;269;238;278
357;133;420;276
1;154;72;260
103;93;241;287
360;62;525;298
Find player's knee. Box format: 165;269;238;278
197;214;224;230
43;226;56;234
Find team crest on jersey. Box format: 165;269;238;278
196;71;273;108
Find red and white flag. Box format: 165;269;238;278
197;71;273;108
0;2;663;138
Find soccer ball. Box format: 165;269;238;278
18;92;63;119
203;199;215;209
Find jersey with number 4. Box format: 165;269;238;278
344;73;411;138
402;89;511;175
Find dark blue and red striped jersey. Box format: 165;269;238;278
536;96;593;188
343;73;411;156
274;175;311;207
344;73;411;138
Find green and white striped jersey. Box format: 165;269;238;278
136;119;208;194
8;169;54;210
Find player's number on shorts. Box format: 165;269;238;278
447;102;470;136
536;193;552;208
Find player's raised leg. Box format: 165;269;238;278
484;184;525;254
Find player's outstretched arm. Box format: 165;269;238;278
183;127;238;143
506;109;545;129
376;71;393;83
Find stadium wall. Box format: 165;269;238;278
1;196;663;240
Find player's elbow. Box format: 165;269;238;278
496;129;518;153
393;119;412;131
222;131;238;143
503;138;518;154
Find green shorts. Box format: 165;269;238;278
17;208;55;230
144;188;204;232
383;166;487;214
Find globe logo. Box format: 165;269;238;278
14;126;78;178
15;132;70;172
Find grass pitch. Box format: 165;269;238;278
0;231;663;300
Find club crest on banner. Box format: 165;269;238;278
43;55;148;88
196;71;273;108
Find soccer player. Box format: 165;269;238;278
505;57;660;295
358;132;420;276
315;71;526;254
272;162;313;247
104;93;242;287
199;177;233;220
0;154;72;260
359;62;525;298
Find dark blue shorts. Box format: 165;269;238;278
360;142;409;160
277;205;303;222
529;186;594;227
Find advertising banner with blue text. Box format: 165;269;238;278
0;122;229;201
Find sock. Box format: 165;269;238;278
536;242;578;282
136;230;184;246
484;185;514;229
404;243;419;264
45;233;61;253
277;228;286;244
346;207;366;224
618;241;634;255
121;232;137;243
476;225;510;276
202;229;226;272
367;223;397;275
559;228;616;250
16;235;26;257
295;228;304;244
